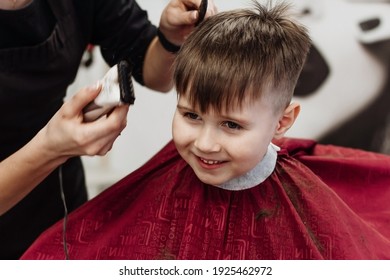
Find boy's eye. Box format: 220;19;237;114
184;112;200;120
223;121;242;130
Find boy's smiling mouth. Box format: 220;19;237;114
196;156;227;170
200;158;222;165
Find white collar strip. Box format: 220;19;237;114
215;143;280;191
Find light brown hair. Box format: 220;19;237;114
174;0;311;114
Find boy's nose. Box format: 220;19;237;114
194;126;221;153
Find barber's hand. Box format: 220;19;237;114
41;84;129;159
159;0;217;46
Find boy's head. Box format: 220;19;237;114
172;1;311;186
174;0;311;115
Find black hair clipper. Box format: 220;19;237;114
83;60;135;122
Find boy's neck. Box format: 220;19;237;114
215;143;280;191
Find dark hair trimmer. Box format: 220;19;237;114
83;60;135;122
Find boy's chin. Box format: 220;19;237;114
196;174;229;187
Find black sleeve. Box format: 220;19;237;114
90;0;157;85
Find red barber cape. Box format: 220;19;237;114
21;138;390;260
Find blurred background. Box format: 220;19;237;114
66;0;390;197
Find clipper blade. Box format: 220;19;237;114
118;60;135;105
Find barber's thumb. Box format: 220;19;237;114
78;81;102;107
86;81;102;98
64;82;102;117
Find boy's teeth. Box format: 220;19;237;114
201;158;220;165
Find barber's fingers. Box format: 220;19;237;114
175;0;199;25
93;113;127;156
162;0;218;34
181;0;217;23
95;135;118;156
167;0;210;25
62;83;102;118
82;132;118;156
80;105;128;156
97;105;129;155
84;104;129;142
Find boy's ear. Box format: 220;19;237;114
273;102;300;139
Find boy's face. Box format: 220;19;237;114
172;93;281;186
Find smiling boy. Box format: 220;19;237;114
21;1;390;260
172;1;307;189
173;96;295;188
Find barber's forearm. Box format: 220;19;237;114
142;37;176;93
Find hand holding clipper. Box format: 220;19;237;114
83;60;135;122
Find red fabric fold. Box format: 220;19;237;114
21;138;390;260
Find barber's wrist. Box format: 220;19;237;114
157;28;181;54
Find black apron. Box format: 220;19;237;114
0;0;88;259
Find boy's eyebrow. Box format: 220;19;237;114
218;113;252;126
176;104;194;111
177;103;252;126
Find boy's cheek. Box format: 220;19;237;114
172;118;194;144
173;132;191;149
